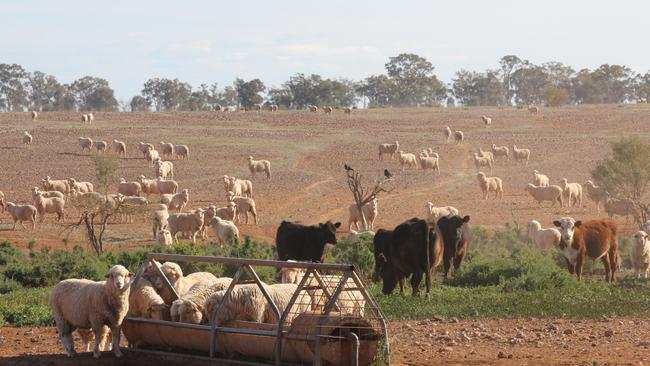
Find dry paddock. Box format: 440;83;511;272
0;105;648;251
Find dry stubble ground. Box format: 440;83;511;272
0;105;649;365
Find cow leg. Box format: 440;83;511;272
398;276;406;294
565;258;575;275
601;254;612;282
443;254;453;279
453;252;465;272
575;255;584;281
410;272;423;297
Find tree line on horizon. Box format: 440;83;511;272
1;54;649;113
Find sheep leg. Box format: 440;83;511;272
110;324;123;358
91;324;103;358
56;320;76;357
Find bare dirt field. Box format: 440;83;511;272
1;105;649;365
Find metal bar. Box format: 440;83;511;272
146;253;355;271
322;271;351;315
210;266;245;358
350;271;390;365
348;332;359;366
150;258;180;301
127;347;308;366
310;271;341;313
276;267;314;365
314;270;351;366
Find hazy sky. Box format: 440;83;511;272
3;0;649;101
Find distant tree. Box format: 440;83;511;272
59;84;77;111
234;78;265;109
542;62;575;91
0;63;29;111
452;69;504;106
71;76;117;111
543;85;570;107
591;64;635;103
129;95;150;112
499;55;524;105
633;72;650;101
357;75;394;108
86;87;118;111
384;53;446;106
27;71;63;111
511;64;548;105
267;87;293;108
188;84;211;111
141;78;192;111
572;69;602;104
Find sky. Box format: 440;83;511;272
2;0;649;101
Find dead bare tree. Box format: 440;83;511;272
345;165;394;232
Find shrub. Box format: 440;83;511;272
544;85;569;107
326;234;375;280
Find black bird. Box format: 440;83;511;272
344;164;354;172
384;169;393;178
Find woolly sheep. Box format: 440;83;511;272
632;231;650;279
454;130;464;144
31;186;65;200
81;114;89;124
88;113;94;124
79;137;93;152
309;105;318;112
145;148;160;167
95;140;107;153
50;265;133;358
533;170;549;187
477;172;503;200
526;220;561;249
171;278;233;323
68;178;94;193
491;144;509;159
322;106;332;114
378;141;399;160
154;158;174;180
443;126;452;143
167;189;189;212
198;206;217;239
117;178;142;197
419;155;440;174
226;192;258;224
210;217;240;246
477;148;495;165
343;107;352;115
156;229;173;246
5;202;37;230
0;191;4;212
512;145;531;165
558;178;583;208
528;106;540;114
22;131;33;145
138;142;154;158
425;202;459;222
398;151;418;171
139;175;178;196
604;196;637;220
42;176;70;194
127;277;167;320
247;156;271;179
583;180;608;213
160;193;173;206
280;260;304;285
175;145;189;160
119;196;149;223
224;175;253;197
112;140;126;157
33;191;65;223
347;199;378;232
215;201;237;221
524;184;563;207
152;206;169;238
31;110;37;120
159;142;174;158
481;115;492;127
473;153;493;173
153;261;217;304
168;209;204;243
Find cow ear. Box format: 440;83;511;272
334;222;341;228
462;215;470;223
553;221;561;227
574;221;582;227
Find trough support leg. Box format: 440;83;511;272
210;265;245;358
348;332;359;366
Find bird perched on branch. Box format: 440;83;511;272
344;164;354;172
384;169;393;179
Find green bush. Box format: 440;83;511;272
0;287;53;327
0;277;23;294
326;233;375;280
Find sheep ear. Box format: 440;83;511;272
105;273;111;278
128;272;134;277
553;221;561;227
574;221;582;227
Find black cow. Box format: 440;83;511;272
373;228;407;294
375;218;444;297
276;220;341;262
437;215;471;279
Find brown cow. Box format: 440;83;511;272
553;217;619;281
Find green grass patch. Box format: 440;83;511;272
0;287;53;327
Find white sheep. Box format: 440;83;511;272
168;209;204;243
299;274;365;317
198;206;217;239
41;176;70;194
477;172;503;200
0;191;4;212
95;140;107;153
68;178;94;193
478;148;495;165
491;144;509;159
154;158;174;180
526;220;561;249
81;114;89;124
175;145;189;160
215;201;237;221
145;148;160;167
604;196;637;220
152;203;169;235
153;261;217;304
247;156;271;179
512;145;531;165
171;278;233;323
22;131;33;145
558;178;583;208
167;189;189;212
49;265;133;358
79;137;93;152
443;126;452;143
528;106;540;115
117;178;142;197
419;155;440;174
481;115;492;127
347;199;378;231
425;202;459;222
632;231;650;279
454;131;464;144
33;191;65;223
156;229;172;246
112;140;126;157
210;217;240;246
583;180;608;213
398;151;418;171
127;277;167;320
159;142;175;158
138;142;154;158
343;107;351;114
524;184;563;207
378;141;399;160
308;105;318;112
87;113;94;124
226;192;258;224
31;110;38;120
473;153;493;172
280;260;304;285
31;186;65;200
5;202;37;230
224;175;253;197
533;170;550;187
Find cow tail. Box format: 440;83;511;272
426;222;431;273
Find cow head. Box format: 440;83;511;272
553;217;581;246
320;221;341;245
437;215;470;249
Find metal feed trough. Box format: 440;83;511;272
122;253;390;366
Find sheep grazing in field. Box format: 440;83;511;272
639;97;648;104
558;178;583;208
398;151;418;171
323;106;333;114
153;261;217;304
526;220;561;249
604;196;637;220
175;145;189;160
347;199;378;232
632;231;650;279
477;172;503;200
473;153;493;173
443;126;452;143
112;140;126;157
454;130;464;144
247;156;271;179
156;229;173;246
253;103;262;111
224;176;253;197
88;113;94;124
5;202;37;230
210;217;239;246
378;141;400;160
512;145;531;165
528;105;540;115
583;180;608;213
50;265;133;358
491;144;509;159
0;191;4;212
139;175;178;196
31;110;38;120
425;202;459;222
215;202;237;221
480;115;492;127
68;178;94;194
308;105;318;112
478;148;495;165
137;142;154;158
22;131;33;145
168;209;204;244
152;206;169;238
343;107;352;115
33;191;65;223
533;170;549;187
32;187;65;200
154;158;174;180
198;206;217;239
117;178;142;197
171;278;233;323
226;192;258;224
419;154;440;174
167;189;189;212
81;114;89;124
119;196;149;223
145;148;160;167
205;283;311;326
128;277;167;320
159;142;174;158
213;104;222;111
42;176;70;194
525;184;563;207
79;137;94;152
95;140;107;153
